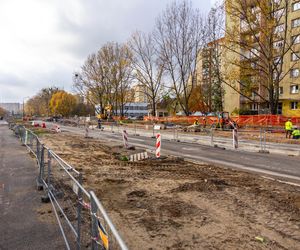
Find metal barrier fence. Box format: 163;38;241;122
10;124;128;250
103;123;270;153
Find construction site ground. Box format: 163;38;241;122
34;128;300;250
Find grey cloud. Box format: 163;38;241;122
0;0;212;102
57;0;210;59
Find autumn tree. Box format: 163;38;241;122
50;91;77;117
39;87;60;116
129;31;164;116
154;0;205;116
225;0;298;114
25;86;60;116
25;96;43;116
0;107;7;117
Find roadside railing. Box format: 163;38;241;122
11;124;128;250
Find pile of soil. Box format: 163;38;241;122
40;132;300;250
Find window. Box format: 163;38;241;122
279;86;283;94
291;68;300;78
274;8;285;20
274;56;282;64
290;85;299;94
290;102;298;110
292;18;300;28
278;102;283;114
251;103;259;111
241;19;248;31
293;2;300;11
251;62;257;69
292;34;300;44
291;52;300;61
275;24;284;33
273;40;284;49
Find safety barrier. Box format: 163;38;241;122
11;124;128;250
108;123;273;154
144;115;300;127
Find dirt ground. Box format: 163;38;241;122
38;131;300;250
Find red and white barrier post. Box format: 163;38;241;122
156;133;161;158
122;130;129;148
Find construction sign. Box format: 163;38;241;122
97;219;109;250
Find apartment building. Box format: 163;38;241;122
0;103;21;115
196;38;225;112
132;84;149;103
224;0;300;116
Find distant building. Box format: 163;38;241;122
116;102;149;117
132;84;149;103
0;103;21;115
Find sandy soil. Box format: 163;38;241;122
39;131;300;250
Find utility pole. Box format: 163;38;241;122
23;96;30;120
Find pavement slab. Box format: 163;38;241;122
0;125;65;250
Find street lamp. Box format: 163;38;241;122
22;96;30;120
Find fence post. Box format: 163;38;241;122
210;128;214;146
264;129;267;152
233;128;238;149
152;125;155;137
259;128;262;151
76;173;83;250
24;130;28;145
37;145;45;190
90;193;99;250
85;125;89;138
36;139;40;161
47;150;51;188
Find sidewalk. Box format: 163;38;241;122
0;125;65;250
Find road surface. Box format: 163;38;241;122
43;122;300;184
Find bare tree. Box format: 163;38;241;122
224;0;298;114
129;31;164;116
73;52;107;115
201;1;225;112
154;0;205;115
97;42;133;117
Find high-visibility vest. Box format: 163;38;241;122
292;129;300;136
285;121;293;130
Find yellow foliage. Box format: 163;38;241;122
50;91;77;117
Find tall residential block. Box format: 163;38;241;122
224;0;300;116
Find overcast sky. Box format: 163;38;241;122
0;0;217;103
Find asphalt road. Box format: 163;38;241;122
44;122;300;184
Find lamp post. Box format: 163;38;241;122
22;96;30;120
